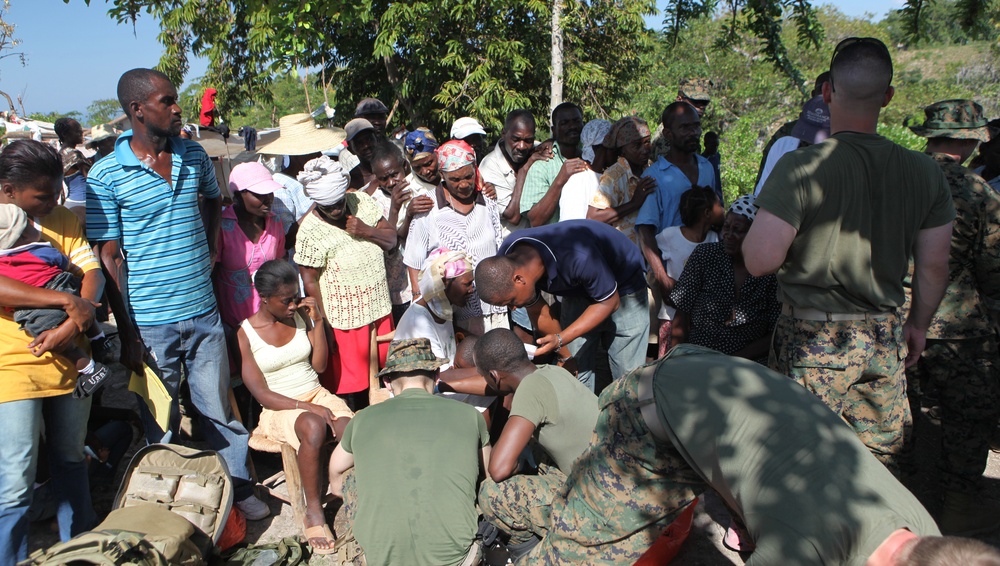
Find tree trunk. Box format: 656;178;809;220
550;0;564;119
383;54;418;125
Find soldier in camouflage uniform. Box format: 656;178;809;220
524;363;703;564
904;99;1000;536
522;345;953;565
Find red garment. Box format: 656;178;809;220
320;314;393;395
0;250;62;288
200;88;218;127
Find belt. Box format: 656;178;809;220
781;304;892;322
636;364;670;444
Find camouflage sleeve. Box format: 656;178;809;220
972;173;1000;303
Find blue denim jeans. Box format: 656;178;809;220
138;308;251;495
0;394;95;566
561;290;650;391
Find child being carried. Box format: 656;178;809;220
0;203;111;398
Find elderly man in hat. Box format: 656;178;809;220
451;116;488;164
86;124;120;160
902;99;1000;536
587;115;657;246
338;97;389;175
403;140;508;336
344;118;379;190
256;112;346;241
743;38;954;477
328;337;490;566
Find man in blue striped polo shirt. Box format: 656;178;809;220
86;68;267;519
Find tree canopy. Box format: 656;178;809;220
65;0;846;133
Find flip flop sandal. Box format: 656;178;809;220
723;519;756;553
303;523;337;555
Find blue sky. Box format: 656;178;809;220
6;0;903;121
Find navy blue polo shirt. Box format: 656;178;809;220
498;220;647;301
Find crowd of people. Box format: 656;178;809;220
1;35;1000;566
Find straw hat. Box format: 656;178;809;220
86;124;120;148
256;113;347;156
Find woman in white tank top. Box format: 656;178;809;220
236;259;353;554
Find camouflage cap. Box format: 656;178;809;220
909;99;990;142
679;78;712;102
377;337;449;378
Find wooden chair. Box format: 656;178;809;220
248;433;335;528
368;329;395;405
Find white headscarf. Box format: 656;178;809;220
580;119;613;164
729;194;758;222
0;203;27;249
297;155;349;206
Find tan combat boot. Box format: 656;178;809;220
939;490;1000;536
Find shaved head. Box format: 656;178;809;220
117;68;173;118
829;40;893;106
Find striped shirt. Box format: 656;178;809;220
86;131;220;326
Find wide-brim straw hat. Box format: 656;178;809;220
256;113;347;156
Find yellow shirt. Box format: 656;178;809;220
0;206;100;402
294;192;392;330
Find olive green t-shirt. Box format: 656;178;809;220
654;345;939;566
510;364;599;474
340;388;489;566
755;132;954;312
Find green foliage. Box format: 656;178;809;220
85;98;122;126
629;5;999;196
68;0;658;137
27;110;82;123
885;0;999;46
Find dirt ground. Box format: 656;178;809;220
25;330;1000;564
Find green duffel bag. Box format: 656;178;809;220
22;504;207;566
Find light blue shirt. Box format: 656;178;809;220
635;154;717;232
86;131;220;326
271;172;314;232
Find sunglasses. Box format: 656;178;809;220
828;37;893;91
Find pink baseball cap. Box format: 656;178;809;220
229;162;283;195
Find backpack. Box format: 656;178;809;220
23;444;234;566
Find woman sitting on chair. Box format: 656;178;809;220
237;259;352;554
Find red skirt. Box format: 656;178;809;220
320;314;394;395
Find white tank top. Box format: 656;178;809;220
241;313;322;399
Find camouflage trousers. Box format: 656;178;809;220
523;373;704;565
769;312;910;474
478;466;566;546
906;336;1000;493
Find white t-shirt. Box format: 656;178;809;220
754;136;802;196
655;226;719;320
393;302;456;369
559;170;599;221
